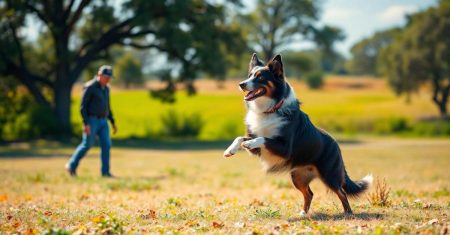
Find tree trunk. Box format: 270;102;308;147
54;80;72;135
52;27;74;135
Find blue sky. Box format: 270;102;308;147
319;0;438;57
243;0;438;57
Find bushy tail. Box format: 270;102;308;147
343;173;373;197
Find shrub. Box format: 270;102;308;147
305;71;324;89
159;109;204;138
2;104;58;140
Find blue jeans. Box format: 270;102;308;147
67;117;111;175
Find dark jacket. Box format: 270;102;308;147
80;79;115;125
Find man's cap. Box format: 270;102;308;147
98;65;113;78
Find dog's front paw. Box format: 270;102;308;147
223;137;246;157
241;137;265;150
223;149;236;157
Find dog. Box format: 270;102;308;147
223;53;372;215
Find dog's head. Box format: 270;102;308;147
240;53;289;111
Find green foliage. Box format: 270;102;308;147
42;228;71;235
305;71;324;89
2;104;59;140
348;28;400;76
379;1;450;116
159;110;204;138
95;215;125;235
282;51;318;78
312;25;346;72
254;208;281;219
114;52;143;88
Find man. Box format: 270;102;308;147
65;65;118;177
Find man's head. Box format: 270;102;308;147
97;65;113;86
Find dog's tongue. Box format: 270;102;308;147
245;90;257;101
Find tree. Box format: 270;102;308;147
379;0;450;117
348;28;400;76
0;0;245;135
311;25;345;72
115;52;143;88
242;0;320;61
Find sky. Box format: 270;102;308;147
318;0;439;57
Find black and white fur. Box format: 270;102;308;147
224;53;372;215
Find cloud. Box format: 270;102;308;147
378;5;417;23
323;7;357;22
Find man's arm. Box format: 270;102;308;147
80;86;92;125
107;88;117;134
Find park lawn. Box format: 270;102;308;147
0;139;449;234
70;77;443;140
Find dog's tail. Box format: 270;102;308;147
343;173;373;197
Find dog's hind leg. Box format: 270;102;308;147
290;167;316;215
333;188;353;214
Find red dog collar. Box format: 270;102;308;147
263;99;285;114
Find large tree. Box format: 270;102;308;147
241;0;320;61
379;0;450;117
348;28;399;76
0;0;244;135
311;25;345;72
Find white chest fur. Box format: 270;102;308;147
245;111;288;171
246;111;287;138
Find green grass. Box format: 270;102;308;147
70;77;448;140
0;139;449;234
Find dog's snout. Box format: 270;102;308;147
239;82;247;90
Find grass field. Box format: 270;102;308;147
70;76;448;140
0;139;449;234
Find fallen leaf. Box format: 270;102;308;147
0;194;7;202
212;221;224;228
25;228;37;235
44;211;52;216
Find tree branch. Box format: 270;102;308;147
120;41;161;50
66;0;92;33
25;2;49;25
63;0;76;20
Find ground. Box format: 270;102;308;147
0;139;449;234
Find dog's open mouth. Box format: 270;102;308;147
244;87;266;101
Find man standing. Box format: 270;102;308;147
66;65;117;177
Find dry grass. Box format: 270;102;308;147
0;139;449;234
368;177;391;207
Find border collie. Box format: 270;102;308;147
224;53;372;215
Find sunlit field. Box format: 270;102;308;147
0;139;449;234
71;76;447;140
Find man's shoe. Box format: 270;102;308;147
102;173;114;178
65;163;77;177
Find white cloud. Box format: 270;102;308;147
323;7;357;22
378;5;417;23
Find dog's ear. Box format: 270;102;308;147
268;54;284;78
249;53;264;72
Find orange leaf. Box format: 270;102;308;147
212;221;224;228
0;194;7;202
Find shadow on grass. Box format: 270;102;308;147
288;212;384;222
